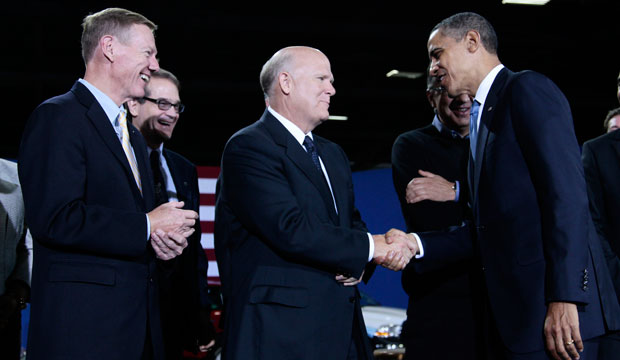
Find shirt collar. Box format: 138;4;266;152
432;115;468;139
474;64;504;108
267;106;314;145
78;78;124;125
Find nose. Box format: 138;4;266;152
326;82;336;96
429;61;439;76
150;55;160;72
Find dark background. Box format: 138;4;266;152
2;0;618;169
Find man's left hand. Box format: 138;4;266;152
335;270;364;286
543;301;583;360
150;229;188;260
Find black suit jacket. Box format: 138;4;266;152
158;148;212;359
582;131;620;309
214;110;373;360
417;68;620;354
18;81;164;360
392;123;480;359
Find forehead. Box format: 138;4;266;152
147;78;179;98
427;29;458;53
124;24;156;47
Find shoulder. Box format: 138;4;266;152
583;131;618;151
393;125;436;150
164;148;195;169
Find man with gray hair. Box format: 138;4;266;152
215;46;416;359
19;8;197;360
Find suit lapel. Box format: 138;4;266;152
472;68;512;204
72;82;147;206
261;111;339;223
314;138;343;225
163;150;189;204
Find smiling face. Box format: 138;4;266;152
428;29;478;98
428;86;472;136
287;49;336;131
129;77;180;148
112;24;159;103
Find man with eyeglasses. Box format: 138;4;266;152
127;68;216;359
391;72;479;359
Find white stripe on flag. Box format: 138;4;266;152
208;261;219;277
198;178;217;194
201;233;214;249
200;206;215;221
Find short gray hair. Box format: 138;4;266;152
259;49;294;99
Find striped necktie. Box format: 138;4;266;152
118;109;142;193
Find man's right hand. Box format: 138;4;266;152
147;201;198;236
372;230;418;271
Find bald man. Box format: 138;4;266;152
214;46;416;360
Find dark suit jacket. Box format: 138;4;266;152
158;149;212;359
214;110;373;360
417;68;620;354
18;81;164;360
392;124;480;359
582;131;620;316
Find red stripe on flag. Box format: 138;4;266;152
201;221;214;232
197;166;220;178
200;193;216;205
204;249;216;261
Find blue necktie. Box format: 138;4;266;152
469;100;481;161
303;136;322;173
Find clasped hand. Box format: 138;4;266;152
372;229;419;271
147;201;198;260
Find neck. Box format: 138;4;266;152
84;66;126;106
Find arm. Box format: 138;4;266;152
19;102;149;257
220;133;369;278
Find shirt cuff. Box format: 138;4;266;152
146;214;151;241
410;233;424;258
453;180;460;202
367;233;374;262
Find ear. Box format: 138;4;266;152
101;35;115;62
278;71;292;95
127;99;140;117
464;30;481;54
426;90;437;109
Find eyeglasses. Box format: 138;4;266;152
143;97;185;113
428;86;446;94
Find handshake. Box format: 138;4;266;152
372;229;419;271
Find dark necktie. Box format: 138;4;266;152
469;100;481;161
150;150;168;206
303;136;322;173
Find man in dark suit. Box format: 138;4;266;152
18;8;197;360
214;46;416;360
388;12;620;360
582;112;620;360
127;68;216;359
391;72;479;359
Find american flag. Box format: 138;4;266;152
197;166;220;285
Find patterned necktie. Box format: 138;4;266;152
118;109;142;193
303;136;322;173
150;150;168;206
469;100;481;161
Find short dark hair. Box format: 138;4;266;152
81;8;157;65
604;107;620;130
135;68;180;103
432;12;498;55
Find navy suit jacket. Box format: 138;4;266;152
416;68;620;353
214;110;373;360
582;131;620;313
18;81;164;360
158;148;211;358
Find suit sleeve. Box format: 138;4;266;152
219;133;369;277
18;102;148;257
582;142;611;244
511;72;590;303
